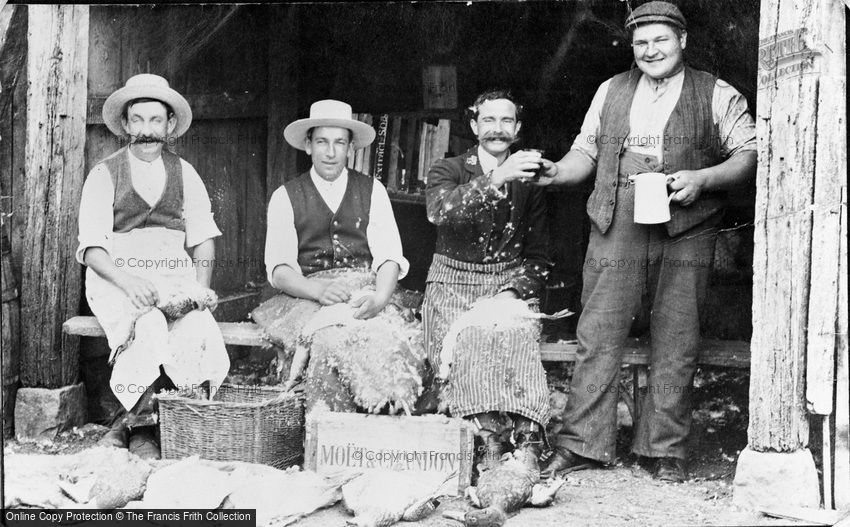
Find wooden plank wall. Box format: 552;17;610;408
0;5;27;288
84;5;269;305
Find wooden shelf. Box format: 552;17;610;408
388;190;426;205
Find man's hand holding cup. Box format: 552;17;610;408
490;149;545;188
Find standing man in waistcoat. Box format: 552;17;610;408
257;100;423;414
422;89;552;467
78;74;230;459
537;2;756;481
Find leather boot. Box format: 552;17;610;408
513;418;544;463
98;419;129;449
128;426;161;460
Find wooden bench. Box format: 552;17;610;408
63;315;750;368
64;315;750;422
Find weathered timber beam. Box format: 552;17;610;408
805;0;848;416
21;5;88;388
735;0;847;511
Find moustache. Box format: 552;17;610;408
130;135;166;144
482;132;515;142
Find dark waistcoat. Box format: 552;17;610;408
283;170;373;275
101;147;185;233
588;66;725;236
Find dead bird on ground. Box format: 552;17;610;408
223;464;362;527
443;448;564;527
341;469;456;527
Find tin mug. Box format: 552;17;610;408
628;172;676;224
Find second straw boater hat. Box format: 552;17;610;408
283;100;376;151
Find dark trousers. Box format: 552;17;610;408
555;153;718;462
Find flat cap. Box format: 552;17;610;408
625;1;686;30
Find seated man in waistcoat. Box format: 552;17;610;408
254;100;424;415
537;2;756;482
79;74;230;459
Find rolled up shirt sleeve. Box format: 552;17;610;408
569;78;610;164
712;81;757;158
367;182;410;280
264;186;302;284
181;161;222;248
76;164;115;265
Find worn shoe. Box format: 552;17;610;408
128;428;161;460
652;457;688;483
97;423;129;449
513;430;544;460
539;448;601;479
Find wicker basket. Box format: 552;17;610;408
157;384;304;468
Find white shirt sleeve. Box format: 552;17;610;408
367;182;410;280
76;164;115;265
712;81;757;158
180;160;222;248
264;186;302;284
569;78;611;164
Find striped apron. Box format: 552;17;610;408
422;254;550;425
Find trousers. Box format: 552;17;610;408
555;151;719;462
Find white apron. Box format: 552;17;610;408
85;227;230;410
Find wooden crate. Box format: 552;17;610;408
304;412;474;495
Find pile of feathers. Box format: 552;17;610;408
252;269;426;415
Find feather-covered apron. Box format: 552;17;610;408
422;254;550;424
84;227;229;410
251;269;425;414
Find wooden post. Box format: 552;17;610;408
734;0;846;510
835;186;849;510
804;0;847;418
0;1;15;509
21;5;89;388
0;3;26;289
266;4;299;198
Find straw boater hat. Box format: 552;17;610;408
102;74;193;138
625;1;687;30
283;100;376;151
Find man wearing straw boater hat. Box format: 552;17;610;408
537;1;756;481
78;74;229;459
253;100;425;415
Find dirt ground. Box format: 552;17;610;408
285;366;789;526
3;365;800;526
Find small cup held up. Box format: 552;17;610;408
520;148;546;182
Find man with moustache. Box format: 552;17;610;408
78;74;229;459
422;89;552;467
537;1;756;481
258;99;421;414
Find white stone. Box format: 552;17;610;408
732;447;820;510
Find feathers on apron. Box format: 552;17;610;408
438;298;572;379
